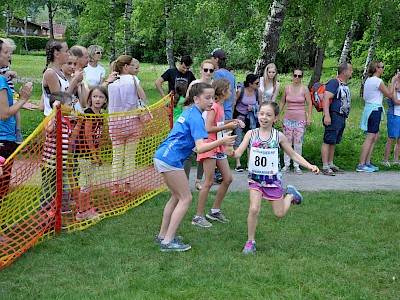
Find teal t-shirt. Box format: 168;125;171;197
0;75;16;142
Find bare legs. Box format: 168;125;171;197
158;170;192;243
246;189;293;241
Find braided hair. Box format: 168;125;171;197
43;40;65;73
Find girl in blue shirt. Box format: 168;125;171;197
154;82;236;252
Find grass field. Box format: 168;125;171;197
11;55;398;171
2;55;400;298
1;190;399;298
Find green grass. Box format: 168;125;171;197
12;54;395;171
1;190;399;298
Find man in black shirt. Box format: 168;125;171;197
155;55;196;97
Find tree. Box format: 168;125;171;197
254;0;287;76
339;21;357;64
165;3;174;68
360;10;382;97
124;0;132;55
109;0;116;63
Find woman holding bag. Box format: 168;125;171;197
108;55;146;195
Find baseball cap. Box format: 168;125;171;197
208;48;226;60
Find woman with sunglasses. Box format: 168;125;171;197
279;68;312;174
85;45;106;87
260;63;280;103
182;60;215;190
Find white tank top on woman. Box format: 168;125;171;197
42;68;70;116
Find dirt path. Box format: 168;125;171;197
188;168;400;192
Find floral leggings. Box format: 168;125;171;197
282;118;306;168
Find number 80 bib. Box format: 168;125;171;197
248;147;279;175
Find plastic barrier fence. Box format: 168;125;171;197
0;94;173;269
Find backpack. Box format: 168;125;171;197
310;78;340;112
235;82;258;108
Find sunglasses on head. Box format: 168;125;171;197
203;68;214;73
95;51;102;54
293;74;303;78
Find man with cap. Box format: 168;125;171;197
208;48;236;121
155;55;196;97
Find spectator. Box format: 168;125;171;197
279;68;312;174
155;55;196;97
208;48;236;121
320;62;352;176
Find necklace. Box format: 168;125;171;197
50;67;68;81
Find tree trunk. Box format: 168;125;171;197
124;0;133;56
109;0;116;63
360;11;382;97
165;4;175;69
339;21;357;64
254;0;287;76
6;5;12;37
24;16;29;54
47;0;54;39
308;47;325;90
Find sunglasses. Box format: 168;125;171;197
203;68;214;73
378;65;384;69
253;81;260;85
293;74;303;78
95;51;102;54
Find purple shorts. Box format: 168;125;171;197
248;180;284;201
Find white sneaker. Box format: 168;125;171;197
381;161;391;167
281;166;290;173
294;167;302;174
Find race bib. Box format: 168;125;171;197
248;147;279;175
216;121;226;140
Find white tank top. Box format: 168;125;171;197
42;68;70;116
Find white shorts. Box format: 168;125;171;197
153;158;183;173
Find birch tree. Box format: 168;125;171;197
165;2;174;69
339;21;357;64
124;0;132;56
109;0;116;63
360;10;382;97
254;0;287;76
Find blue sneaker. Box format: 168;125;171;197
160;240;191;252
356;165;375;172
365;163;379;171
243;240;256;254
155;235;183;245
286;185;303;204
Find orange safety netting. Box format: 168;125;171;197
0;94;173;269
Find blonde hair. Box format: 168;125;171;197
3;38;16;51
212;78;231;100
88;45;103;61
263;63;278;91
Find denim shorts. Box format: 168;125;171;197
209;152;227;160
367;108;382;133
323;112;346;145
387;114;400;138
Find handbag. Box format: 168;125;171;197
133;76;153;123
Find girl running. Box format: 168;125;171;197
228;102;319;254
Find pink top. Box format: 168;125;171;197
197;102;225;161
283;85;306;121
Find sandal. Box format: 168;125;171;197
195;181;203;190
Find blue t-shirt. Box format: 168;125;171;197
325;78;351;116
214;69;236;120
154;105;208;168
0;75;16;142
